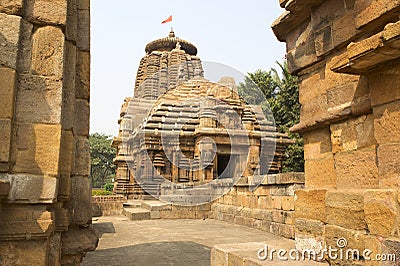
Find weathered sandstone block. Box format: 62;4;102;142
66;0;77;41
58;130;74;176
324;224;366;263
295;189;327;222
0;0;23;14
364;189;399;237
377;144;400;188
369;61;400;107
373;100;400;145
325;54;360;90
16;75;62;124
303;127;332;160
300;91;328;120
76;51;90;99
73;99;90;136
332;11;357;48
334;146;378;189
32;26;65;78
0;67;16;120
14;123;62;176
0;239;48;265
62;41;77;130
61;225;99;265
305;155;336;188
330;115;375;153
5;174;58;203
295;218;325;253
0;13;20;69
72;136;90;176
355;0;400;29
29;0;67;25
281;196;295;211
325;190;366;230
296;218;325;237
67;176;92;224
76;9;90;51
0;119;12;163
77;0;90;11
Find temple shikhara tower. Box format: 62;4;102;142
112;30;292;202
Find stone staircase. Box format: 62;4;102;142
122;200;172;221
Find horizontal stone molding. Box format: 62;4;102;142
290;96;372;133
237;172;305;187
272;0;326;42
0;173;57;204
332;21;400;75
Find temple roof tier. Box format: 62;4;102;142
145;30;198;55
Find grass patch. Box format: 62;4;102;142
92;189;113;196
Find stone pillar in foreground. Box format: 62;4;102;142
273;0;400;264
0;0;98;265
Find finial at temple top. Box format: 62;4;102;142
169;28;175;37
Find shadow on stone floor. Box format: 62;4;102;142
92;222;116;237
83;241;211;266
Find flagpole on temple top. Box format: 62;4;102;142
161;15;174;37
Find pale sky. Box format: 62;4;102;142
90;1;286;136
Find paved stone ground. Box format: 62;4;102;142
82;216;295;266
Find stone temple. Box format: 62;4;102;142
112;30;293;201
1;1;399;265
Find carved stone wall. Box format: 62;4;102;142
273;0;400;264
0;0;97;265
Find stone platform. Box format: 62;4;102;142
212;242;328;266
83;216;328;266
122;199;211;221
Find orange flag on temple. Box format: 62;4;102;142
162;15;172;24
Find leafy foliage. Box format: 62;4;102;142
238;70;277;122
90;133;116;189
238;61;304;172
103;183;114;192
92;189;113;196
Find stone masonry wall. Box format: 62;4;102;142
273;0;400;265
210;173;305;240
92;195;127;217
0;0;97;265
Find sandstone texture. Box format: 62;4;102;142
0;0;97;265
273;0;400;264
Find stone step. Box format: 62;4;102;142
123;200;142;208
122;208;151;221
211;242;329;266
141;200;172;211
159;195;212;205
162;187;214;195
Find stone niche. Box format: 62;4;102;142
0;0;98;265
273;0;400;265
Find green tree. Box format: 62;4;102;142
271;61;304;172
238;69;278;122
89;133;116;188
238;61;304;172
